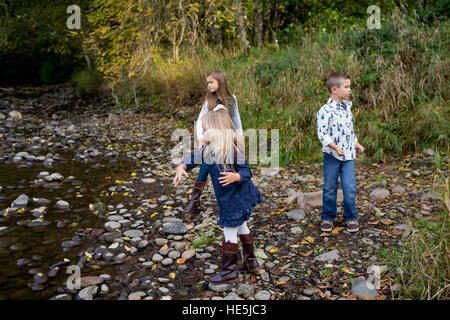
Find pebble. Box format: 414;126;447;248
290;226;302;235
76;285;99;300
313;250;340;263
123;229;144;238
255;290;271;300
181;249;196;260
369;188;390;200
56;200;70;210
152;254;164;263
208;282;233;292
286;209;305;220
351;278;379;299
162;222;188;234
12;194;29;208
154;238;168;246
303;288;315;296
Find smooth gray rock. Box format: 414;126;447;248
351;278;379;299
369;188;390;200
208;282;233;292
313;250;340;263
50;294;72;300
56;200;70;210
13;194;29;208
27;219;50;228
76;285;99;300
123;229;144;238
162;222;188;234
61;240;80;248
104;221;121;232
255;290;271;300
286;209;305;220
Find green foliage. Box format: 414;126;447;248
71;69;103;97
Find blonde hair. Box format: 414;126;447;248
202;108;245;170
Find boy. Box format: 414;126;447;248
316;72;364;233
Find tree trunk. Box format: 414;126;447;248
253;0;263;47
210;1;223;49
233;0;249;55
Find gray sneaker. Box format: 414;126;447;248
347;221;359;233
320;220;333;232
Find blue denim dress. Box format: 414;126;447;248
182;146;262;227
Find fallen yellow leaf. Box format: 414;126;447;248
280;263;290;271
331;227;345;234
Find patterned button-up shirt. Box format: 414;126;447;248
316;98;358;161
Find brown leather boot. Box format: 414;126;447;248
208;241;239;284
182;181;205;219
238;233;260;273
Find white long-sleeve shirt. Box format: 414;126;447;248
317;98;358;161
196;94;243;140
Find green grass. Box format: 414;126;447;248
379;151;449;300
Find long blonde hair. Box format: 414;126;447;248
202;108;245;171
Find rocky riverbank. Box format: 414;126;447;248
0;85;447;300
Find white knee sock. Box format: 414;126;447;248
237;221;250;235
223;226;239;243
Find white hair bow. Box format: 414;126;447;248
213;104;225;112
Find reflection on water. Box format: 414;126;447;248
0;154;132;299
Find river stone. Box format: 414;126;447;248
106;215;123;222
303;288;315;296
237;283;255;296
56;200;70;210
168;251;180;259
162;222;188;234
208;282;233;292
181;249;196;260
392;185;406;193
161;258;173;266
104;221;121;232
123;229;144;238
152;254;164;263
50;294;72;300
142;178;156;184
13;194;29;208
369;188;390;200
138;240;148;249
33;273;48;284
255;290;271;300
80;276;104;288
286;209;305;220
103;232;122;242
50;173;64;181
351;278;379;299
61;240;80;248
32;206;46;218
27;219;50;228
313;249;340;263
38;171;49;178
154;238;168;246
76;285;99;300
290;226;302;235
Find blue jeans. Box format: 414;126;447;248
321;153;358;222
196;162;209;182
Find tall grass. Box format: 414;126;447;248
381;151;449;300
111;8;449;164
